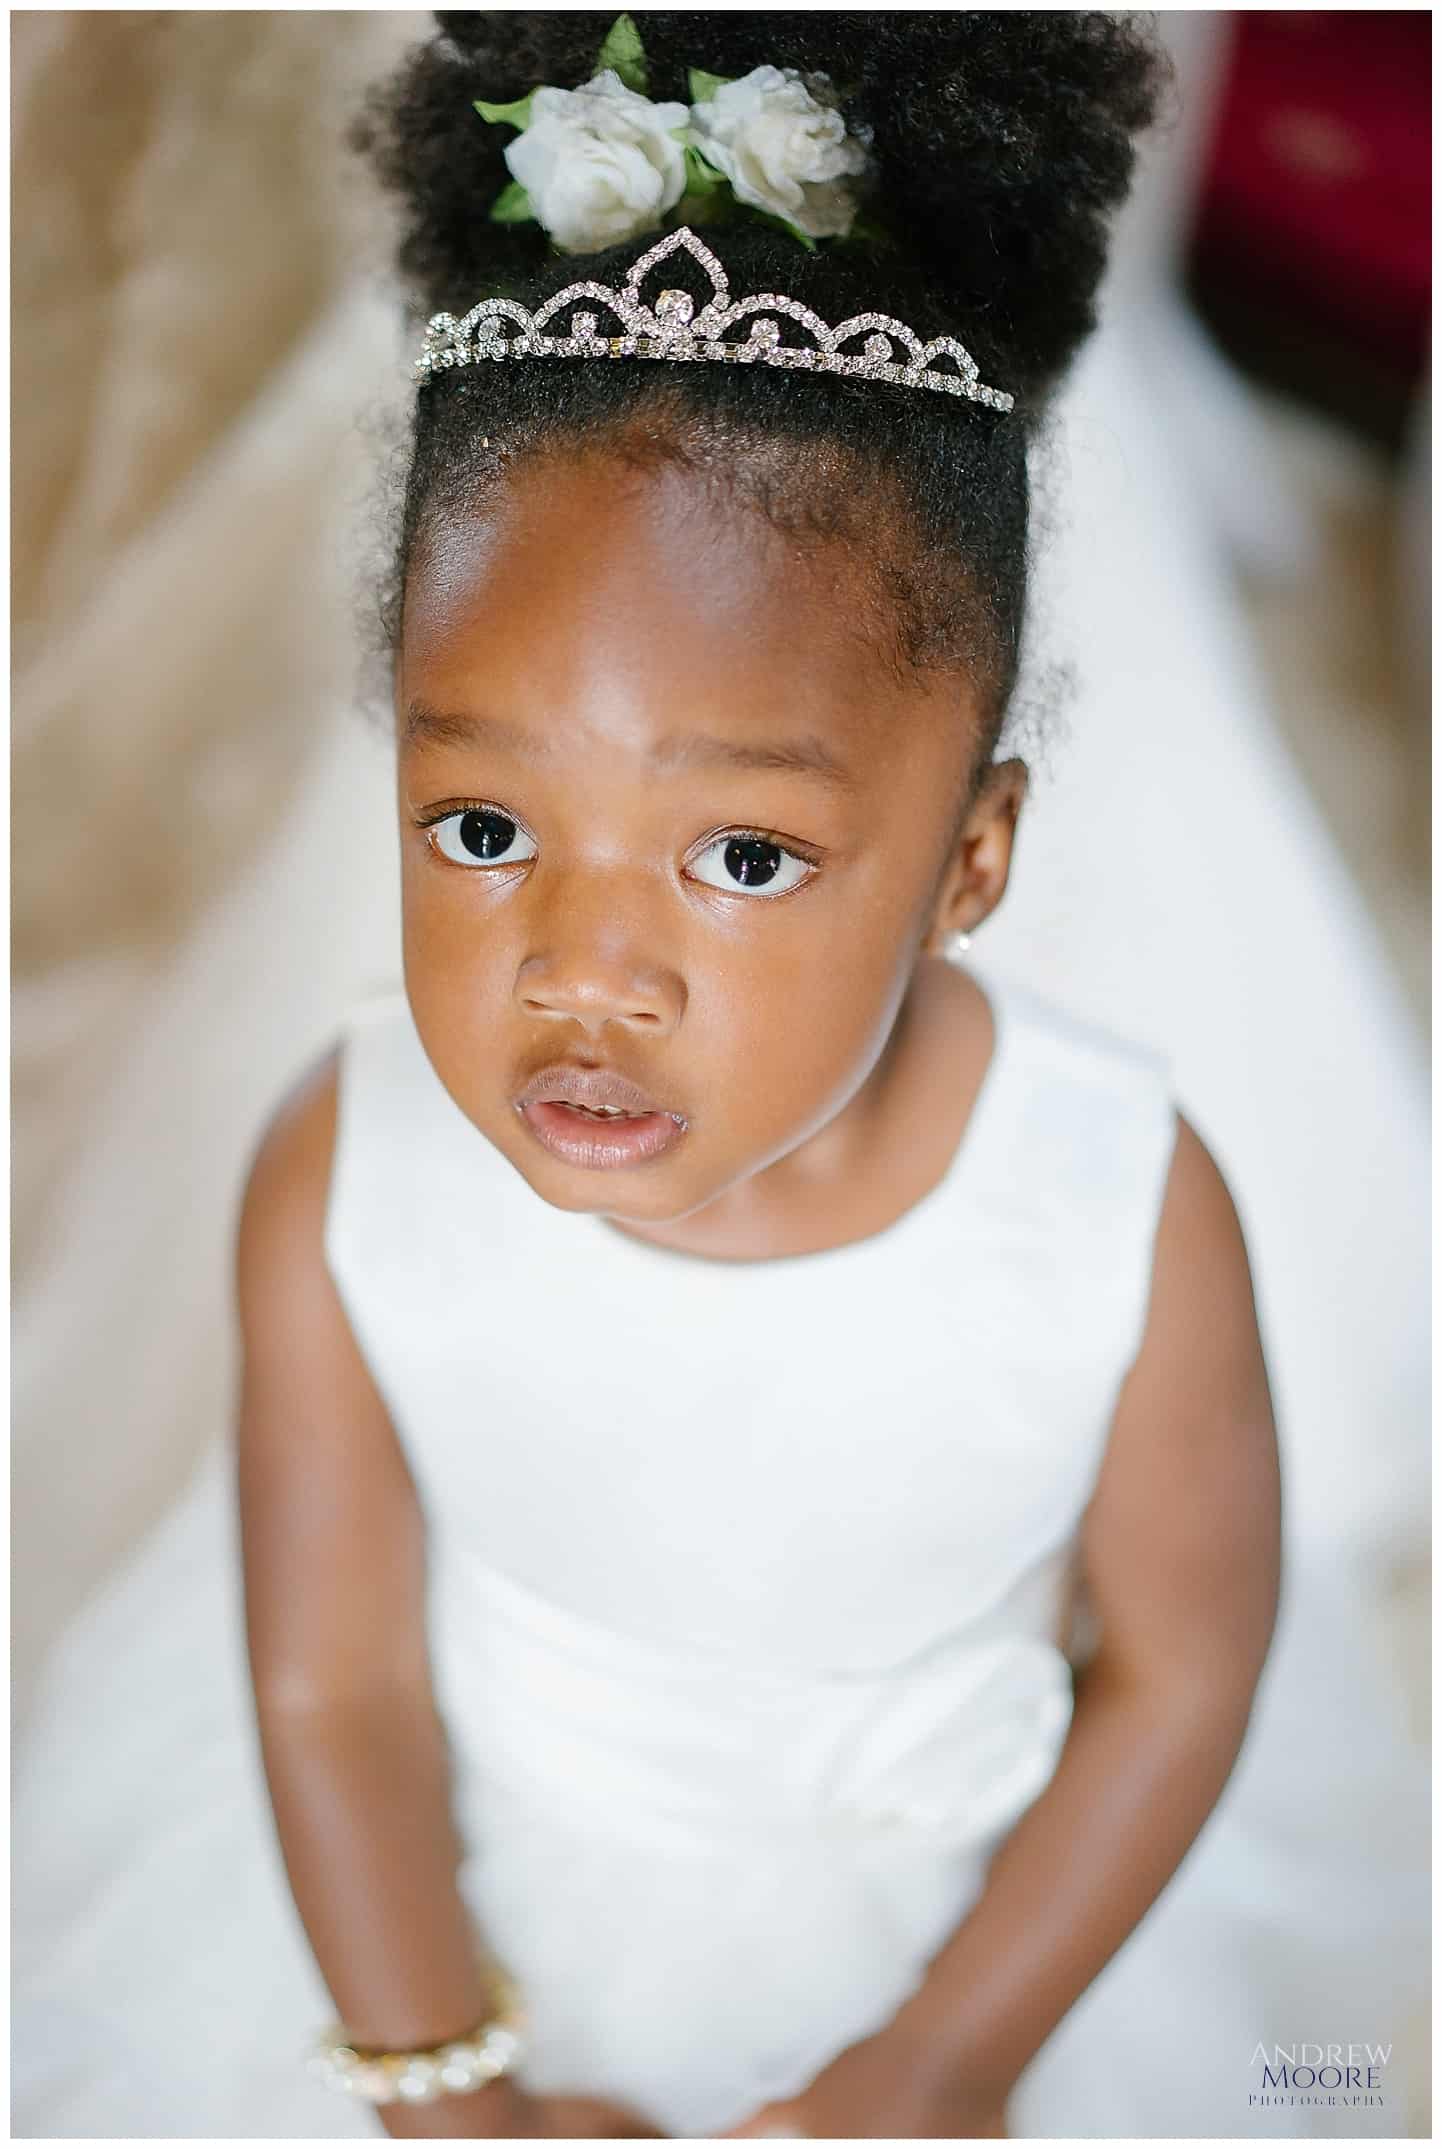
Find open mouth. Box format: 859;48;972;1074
550;1101;653;1121
516;1097;688;1169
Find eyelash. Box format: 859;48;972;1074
413;799;822;895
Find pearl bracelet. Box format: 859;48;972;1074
308;1968;527;2106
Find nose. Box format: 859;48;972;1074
514;876;683;1038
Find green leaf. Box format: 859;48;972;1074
487;179;538;225
672;191;730;230
681;143;725;194
593;13;649;95
687;67;734;105
749;206;819;254
473;91;535;131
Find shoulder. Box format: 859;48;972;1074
234;1044;342;1327
1115;1107;1277;1498
235;991;415;1296
1150;1109;1256;1321
232;1038;411;1502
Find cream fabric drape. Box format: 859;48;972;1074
12;11;420;1723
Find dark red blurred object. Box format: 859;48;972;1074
1186;11;1430;449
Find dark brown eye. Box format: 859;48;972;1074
724;837;781;886
688;831;815;898
429;809;537;868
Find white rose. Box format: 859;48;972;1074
688;64;872;240
504;70;690;254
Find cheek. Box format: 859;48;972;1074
399;846;515;967
398;856;517;1062
686;913;914;1113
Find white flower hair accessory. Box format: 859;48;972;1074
686;62;872;242
485;70;690;256
473;13;878;257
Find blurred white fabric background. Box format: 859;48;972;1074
13;9;421;1716
12;11;1430;2130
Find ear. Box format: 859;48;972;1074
920;756;1029;955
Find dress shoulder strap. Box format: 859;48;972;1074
321;989;527;1386
974;963;1181;1379
326;986;517;1197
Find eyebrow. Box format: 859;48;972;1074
403;698;860;792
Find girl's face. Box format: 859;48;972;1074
396;451;1019;1233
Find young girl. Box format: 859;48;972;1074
228;10;1284;2137
12;12;1422;2142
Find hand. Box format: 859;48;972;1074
719;2023;1011;2140
377;2074;664;2137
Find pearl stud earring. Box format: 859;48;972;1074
943;929;973;960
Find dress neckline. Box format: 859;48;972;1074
580;963;1018;1279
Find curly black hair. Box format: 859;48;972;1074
351;12;1171;781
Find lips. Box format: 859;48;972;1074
513;1061;689;1171
514;1063;684;1121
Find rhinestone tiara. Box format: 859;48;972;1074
413;226;1014;412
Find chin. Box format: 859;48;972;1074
490;1121;702;1221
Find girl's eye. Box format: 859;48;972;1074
427;807;537;869
422;810;814;898
687;831;816;899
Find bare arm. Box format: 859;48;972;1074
894;1110;1283;2091
234;1054;661;2140
235;1051;504;2136
728;1111;1283;2136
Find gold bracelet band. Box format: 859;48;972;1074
308;1966;527;2106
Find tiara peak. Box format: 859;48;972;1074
414;226;1014;412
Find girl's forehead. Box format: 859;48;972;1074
403;455;878;692
400;687;876;803
398;456;979;775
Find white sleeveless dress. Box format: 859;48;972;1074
12;959;1429;2138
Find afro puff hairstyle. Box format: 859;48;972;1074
352;12;1171;769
